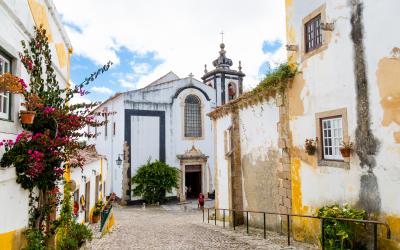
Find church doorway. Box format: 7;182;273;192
185;165;202;199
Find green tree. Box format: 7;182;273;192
131;160;179;204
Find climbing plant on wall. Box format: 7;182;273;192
0;26;112;248
252;63;297;94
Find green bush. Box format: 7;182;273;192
131;160;179;204
317;204;367;249
23;228;46;250
56;222;92;250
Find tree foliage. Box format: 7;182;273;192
131;160;179;204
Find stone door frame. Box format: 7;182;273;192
179;160;207;202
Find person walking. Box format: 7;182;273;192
198;193;205;209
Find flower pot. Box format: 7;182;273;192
306;146;316;156
92;213;100;223
340;147;351;157
20;110;36;124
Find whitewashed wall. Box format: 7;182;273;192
70;158;107;223
286;0;400;241
0;169;30;235
213;114;231;214
239;100;280;215
172;87;215;193
89;95;124;198
124;77;216;198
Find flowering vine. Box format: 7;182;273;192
0;26;113;248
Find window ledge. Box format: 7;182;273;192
0;118;14;122
318;159;350;169
183;136;204;141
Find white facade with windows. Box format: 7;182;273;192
90;44;245;203
286;0;400;245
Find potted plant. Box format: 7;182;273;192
340;141;353;158
20;94;41;125
0;72;38;124
305;138;317;155
0;72;26;93
91;207;101;223
91;201;103;223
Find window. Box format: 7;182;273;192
104;123;108;138
0;53;11;120
305;14;322;52
184;95;202;137
113;122;116;136
104;108;108;138
321;117;343;160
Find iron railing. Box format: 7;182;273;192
203;208;391;250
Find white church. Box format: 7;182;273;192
90;43;245;204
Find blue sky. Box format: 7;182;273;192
70;47;163;101
64;20;167;102
71;39;283;102
56;0;287;102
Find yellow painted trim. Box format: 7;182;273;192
101;211;115;237
27;0;53;42
55;43;67;68
63;46;73;187
0;230;16;250
0;229;27;250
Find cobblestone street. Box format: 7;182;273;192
84;203;316;250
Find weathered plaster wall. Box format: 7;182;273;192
286;0;400;246
239;100;281;229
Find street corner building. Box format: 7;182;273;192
0;0;73;248
210;0;400;248
89;43;245;205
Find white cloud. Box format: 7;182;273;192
91;86;114;95
118;79;136;90
131;62;151;75
54;0;287;89
69;95;91;105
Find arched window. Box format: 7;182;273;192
184;95;202;137
228;82;236;101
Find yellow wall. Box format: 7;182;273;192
0;230;26;250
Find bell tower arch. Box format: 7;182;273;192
201;43;245;106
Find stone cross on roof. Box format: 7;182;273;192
220;31;224;43
188;73;194;84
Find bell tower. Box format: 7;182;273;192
202;43;245;107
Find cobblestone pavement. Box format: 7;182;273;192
83;204;316;250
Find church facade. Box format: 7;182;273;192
90;44;244;203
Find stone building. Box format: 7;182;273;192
0;0;72;247
90;43;245;204
212;0;400;247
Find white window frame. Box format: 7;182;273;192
0;53;11;120
321;117;343;160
